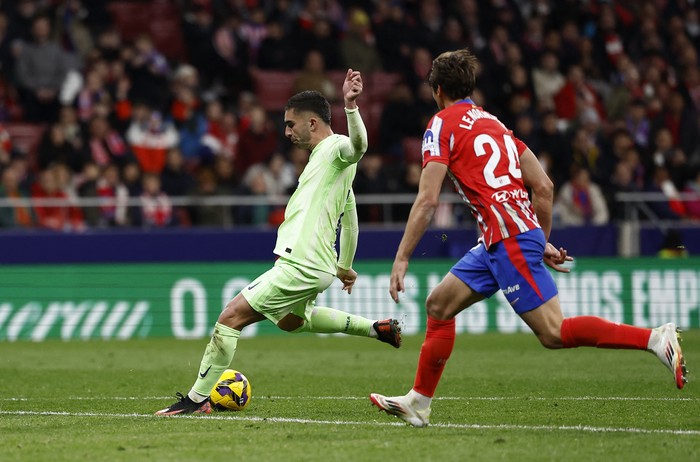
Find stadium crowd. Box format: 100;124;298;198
0;0;700;230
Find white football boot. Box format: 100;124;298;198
369;393;431;427
649;322;688;389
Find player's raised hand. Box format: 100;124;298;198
337;267;358;294
389;258;409;303
544;242;574;273
343;69;363;106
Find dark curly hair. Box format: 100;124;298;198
427;48;479;101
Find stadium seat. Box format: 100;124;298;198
368;72;403;104
401;136;424;164
251;70;297;112
5;123;46;171
107;1;185;60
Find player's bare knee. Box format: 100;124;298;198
278;314;304;332
537;332;563;349
425;294;450;320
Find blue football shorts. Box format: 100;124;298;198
450;228;558;314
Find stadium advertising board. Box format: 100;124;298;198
1;258;699;341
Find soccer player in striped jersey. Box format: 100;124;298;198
370;49;687;427
156;70;401;416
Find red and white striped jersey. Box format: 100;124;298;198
421;99;540;248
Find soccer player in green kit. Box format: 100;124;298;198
156;69;401;415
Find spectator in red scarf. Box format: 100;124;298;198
138;173;173;228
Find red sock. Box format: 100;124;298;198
560;316;651;349
413;317;456;398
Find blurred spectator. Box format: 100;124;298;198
76;67;111;122
213;155;238;193
173;88;207;163
234;167;272;226
391;161;421;222
293;50;336;101
625;98;651;149
202;107;239;161
257;19;298;70
405;47;433;95
212;15;252;97
125;34;170;109
646;166;684;220
16;16;68;122
372;0;412;72
53;0;94;61
287;145;309;191
298;18;341;71
554;64;605;123
354;153;388;223
37;123;85;172
434;17;469;54
31;163;84;231
0;165;35;228
651;127;687;191
243;152;295;198
86;115;131;169
138;173;173;228
122;161;142;224
235;104;278;177
127;107;179;174
161;148;194;197
605;160;640;220
555;167;609;226
413;0;443;54
378;83;422;158
0;123;13;168
652;91;699;168
341;8;381;74
531;51;565;111
94;28;122;63
536;111;571;189
189;167;231;227
76;161;100;227
182;2;217;87
95;163;129;227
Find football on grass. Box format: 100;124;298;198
210;369;252;411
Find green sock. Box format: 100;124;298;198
189;322;240;399
293;306;373;337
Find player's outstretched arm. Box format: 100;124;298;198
337;190;359;281
339;69;367;163
390;162;448;303
519;148;554;240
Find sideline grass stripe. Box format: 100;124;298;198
1;410;698;436
2;396;695;401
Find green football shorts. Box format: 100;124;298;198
240;257;335;324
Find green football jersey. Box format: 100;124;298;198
273;133;361;275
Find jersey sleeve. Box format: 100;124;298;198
421;114;451;168
512;132;529;157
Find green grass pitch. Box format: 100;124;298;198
1;332;698;461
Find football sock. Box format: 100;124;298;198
560;316;651;349
189;322;240;402
292;306;373;336
413;316;456;398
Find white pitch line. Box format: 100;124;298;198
1;396;695;402
0;410;698;436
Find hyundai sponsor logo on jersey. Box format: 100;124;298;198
491;189;529;203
